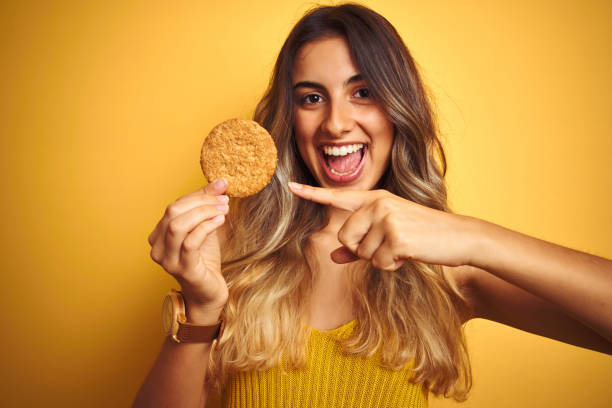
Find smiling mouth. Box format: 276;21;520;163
318;143;367;182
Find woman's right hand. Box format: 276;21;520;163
148;178;230;316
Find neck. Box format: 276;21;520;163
321;206;352;235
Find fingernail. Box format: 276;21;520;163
215;204;229;211
213;178;227;189
288;182;302;190
211;214;225;223
216;195;229;203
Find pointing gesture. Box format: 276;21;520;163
288;182;477;271
288;182;378;211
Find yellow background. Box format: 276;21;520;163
1;0;610;406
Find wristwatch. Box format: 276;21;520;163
161;289;224;343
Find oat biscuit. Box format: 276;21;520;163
200;119;277;197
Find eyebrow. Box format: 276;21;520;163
293;74;363;90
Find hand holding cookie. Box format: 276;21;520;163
147;178;230;310
148;119;277;311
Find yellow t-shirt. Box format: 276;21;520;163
213;320;428;407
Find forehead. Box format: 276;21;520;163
292;36;360;83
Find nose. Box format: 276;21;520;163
321;98;354;137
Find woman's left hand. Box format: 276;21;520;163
289;182;480;271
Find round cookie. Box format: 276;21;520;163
200;119;277;197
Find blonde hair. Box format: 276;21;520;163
209;3;472;400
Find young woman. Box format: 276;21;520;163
135;4;612;407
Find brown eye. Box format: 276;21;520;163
301;94;323;105
354;88;370;98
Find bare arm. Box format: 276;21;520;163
448;263;612;354
288;183;612;353
133;305;223;408
134;179;231;407
463;217;612;348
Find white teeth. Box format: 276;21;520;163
330;168;355;176
323;143;364;156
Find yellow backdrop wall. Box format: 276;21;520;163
1;0;610;406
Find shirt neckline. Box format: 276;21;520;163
310;319;357;335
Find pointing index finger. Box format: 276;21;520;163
288;182;368;211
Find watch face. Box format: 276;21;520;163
162;295;174;334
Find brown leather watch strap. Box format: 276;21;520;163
176;320;222;343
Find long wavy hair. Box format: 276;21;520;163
209;3;472;400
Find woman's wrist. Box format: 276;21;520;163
462;215;492;268
183;299;225;325
178;283;228;325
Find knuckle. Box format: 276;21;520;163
337;229;348;245
373;197;392;212
165;203;180;219
337;233;355;252
200;185;212;196
386;231;404;254
356;245;370;260
149;248;162;263
181;237;198;252
382;213;396;228
372;256;393;271
371;256;384;270
167;220;182;236
375;189;390;199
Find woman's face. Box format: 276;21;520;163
292;36;394;190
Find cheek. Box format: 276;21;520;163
295;135;309;163
294;113;317;152
293;126;311;165
374;109;394;140
294;111;314;135
366;111;394;144
382;122;395;150
371;114;395;161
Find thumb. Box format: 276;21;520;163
203;177;229;196
330;246;359;264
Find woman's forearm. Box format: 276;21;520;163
133;306;223;408
133;339;213;408
468;217;612;340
